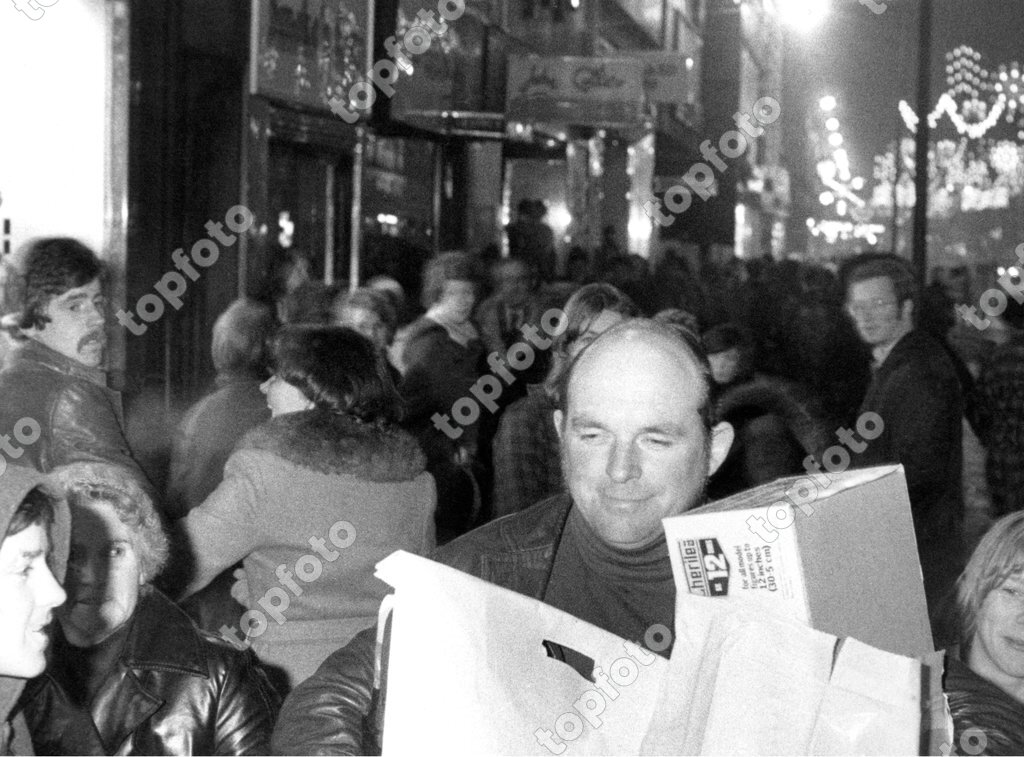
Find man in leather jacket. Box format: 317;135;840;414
0;238;149;487
272;319;735;754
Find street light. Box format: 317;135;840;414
775;0;830;31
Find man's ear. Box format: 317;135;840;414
900;298;914;325
553;410;564;443
707;421;734;477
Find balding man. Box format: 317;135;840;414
272;320;734;755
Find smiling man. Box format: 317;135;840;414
0;466;68;755
843;254;964;643
0;238;149;485
271;318;735;754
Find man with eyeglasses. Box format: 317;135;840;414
843;254;964;644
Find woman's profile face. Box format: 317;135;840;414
970;570;1024;696
260;373;313;417
60;500;144;648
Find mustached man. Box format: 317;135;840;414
0;238;150;487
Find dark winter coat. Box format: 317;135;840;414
854;330;964;613
709;375;832;500
398;316;485;453
167;372;270;520
969;331;1024;517
20;588;280;755
945;654;1024;755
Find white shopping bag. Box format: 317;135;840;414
376;550;668;756
641;592;929;755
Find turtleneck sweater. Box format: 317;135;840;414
543;506;676;659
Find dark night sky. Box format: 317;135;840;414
792;0;1024;178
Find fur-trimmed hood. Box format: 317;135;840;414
237;410;427;482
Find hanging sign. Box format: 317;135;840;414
636;52;692;106
506;55;645;127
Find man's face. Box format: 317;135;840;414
555;329;733;549
0;523;67;677
25;278;107;367
845;276;912;350
60;500;144;648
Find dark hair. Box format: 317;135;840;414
655;308;701;337
557;318;715;433
701;322;747;355
265;248;312;301
6;485;57;538
211;298;276;375
271;325;401;424
420;251;479;308
16;238;104;331
843;254;920;314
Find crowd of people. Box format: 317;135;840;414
1;233;1023;754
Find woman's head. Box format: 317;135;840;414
543;283;639;399
421;251;479;323
958;511;1024;693
265;325;401;423
332;288;397;351
60;480;168;648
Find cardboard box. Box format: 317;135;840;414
664;464;934;658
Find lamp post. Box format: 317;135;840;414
911;0;932;285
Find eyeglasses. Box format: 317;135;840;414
845;299;898;317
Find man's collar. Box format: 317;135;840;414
871;326;914;367
871;341;897;367
14;338;108;386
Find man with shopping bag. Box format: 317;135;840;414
272;319;735;754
